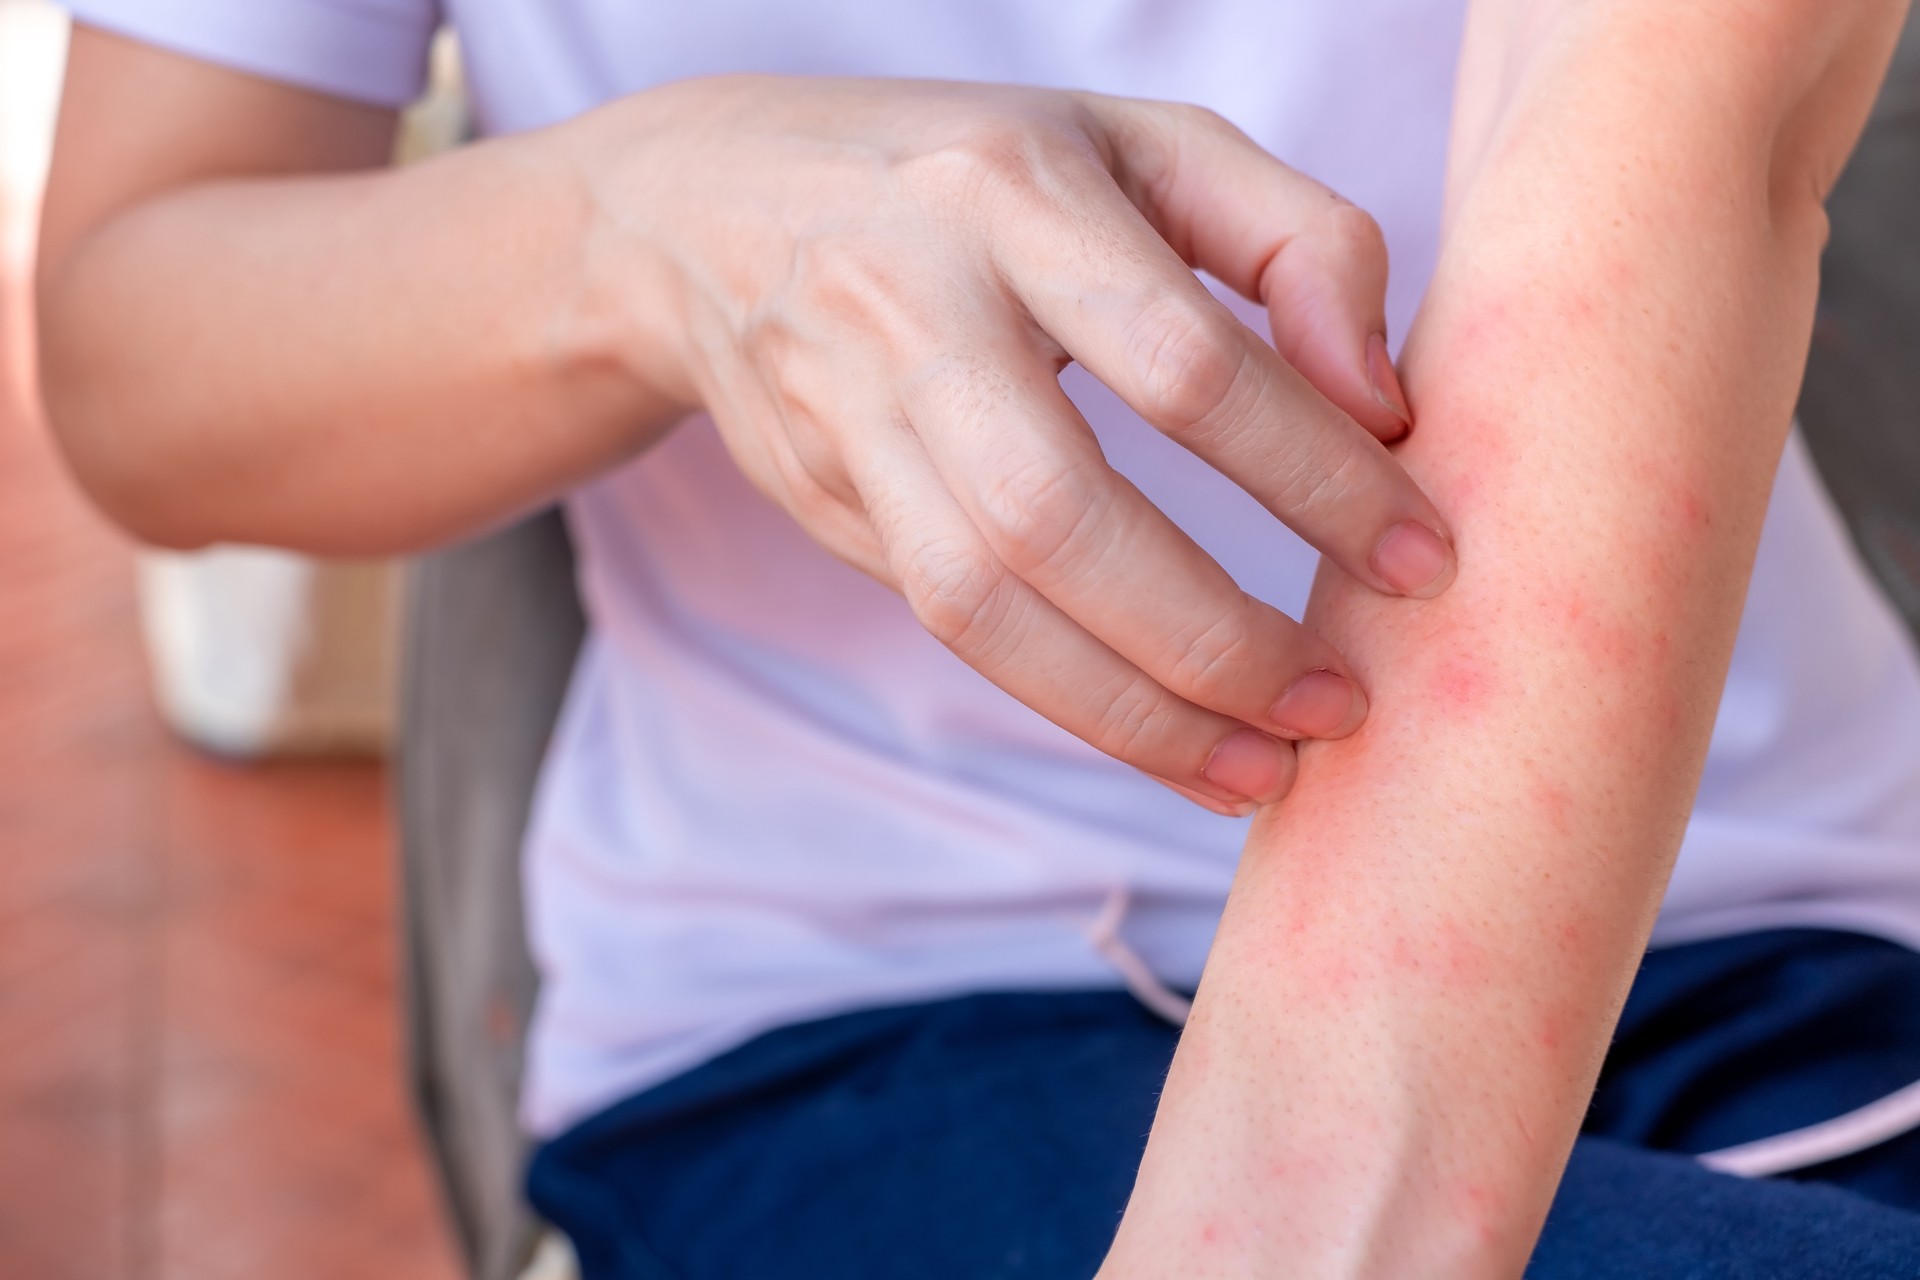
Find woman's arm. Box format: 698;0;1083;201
34;29;666;558
39;32;1457;808
1101;1;1909;1275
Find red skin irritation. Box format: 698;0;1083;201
1461;1183;1510;1253
1602;251;1639;291
1448;298;1510;354
1281;949;1360;1009
1389;919;1492;986
1428;653;1496;716
1447;456;1487;513
1661;695;1685;734
1532;779;1576;837
1561;289;1601;327
1458;1179;1507;1246
1422;414;1513;524
1675;487;1713;532
1265;1148;1339;1191
1536;1011;1567;1054
1437;919;1492;984
1623;459;1713;532
1538;590;1669;674
1585;622;1642;669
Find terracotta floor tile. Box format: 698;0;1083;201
0;1108;135;1280
0;1215;126;1280
2;194;461;1279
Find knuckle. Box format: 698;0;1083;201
1162;608;1264;707
1090;674;1181;764
898;539;1010;650
782;235;930;350
770;445;843;514
1134;100;1233;155
1125;299;1251;432
783;418;847;498
750;407;854;512
1165;101;1238;142
901;351;1018;429
1320;198;1388;265
752;339;840;431
1264;197;1388;312
974;452;1104;573
1270;430;1372;523
896;117;1063;211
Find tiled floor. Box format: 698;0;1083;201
1;24;464;1276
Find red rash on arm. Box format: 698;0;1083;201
1097;4;1907;1275
1532;778;1576;837
1428;652;1498;715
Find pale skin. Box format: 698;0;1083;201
34;0;1908;1275
1103;0;1908;1274
36;50;1463;816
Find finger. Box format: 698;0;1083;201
848;416;1300;807
992;188;1457;601
901;348;1370;743
704;344;895;579
1074;95;1414;441
1261;201;1415;444
1155;777;1257;819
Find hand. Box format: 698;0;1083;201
567;76;1456;810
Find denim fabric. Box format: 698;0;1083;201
529;929;1920;1278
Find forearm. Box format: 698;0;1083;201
1107;2;1906;1275
37;110;681;554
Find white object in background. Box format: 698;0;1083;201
138;548;397;757
515;1232;580;1280
0;0;68;246
1;0;69;416
122;32;467;760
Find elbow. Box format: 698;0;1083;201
1762;0;1908;251
35;290;214;552
1763;89;1846;257
1765;160;1831;264
42;431;221;553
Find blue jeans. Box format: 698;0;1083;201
529;929;1920;1278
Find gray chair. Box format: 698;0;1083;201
395;20;1920;1278
1796;21;1920;626
399;510;581;1280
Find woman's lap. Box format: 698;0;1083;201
529;930;1920;1279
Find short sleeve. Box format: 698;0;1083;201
61;0;442;108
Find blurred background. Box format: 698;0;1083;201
0;1;463;1275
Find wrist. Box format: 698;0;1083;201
1105;1106;1538;1280
1102;914;1570;1280
518;100;699;437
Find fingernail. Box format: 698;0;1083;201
1165;779;1257;818
1269;669;1367;739
1366;333;1413;434
1202;730;1295;805
1372;521;1456;598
